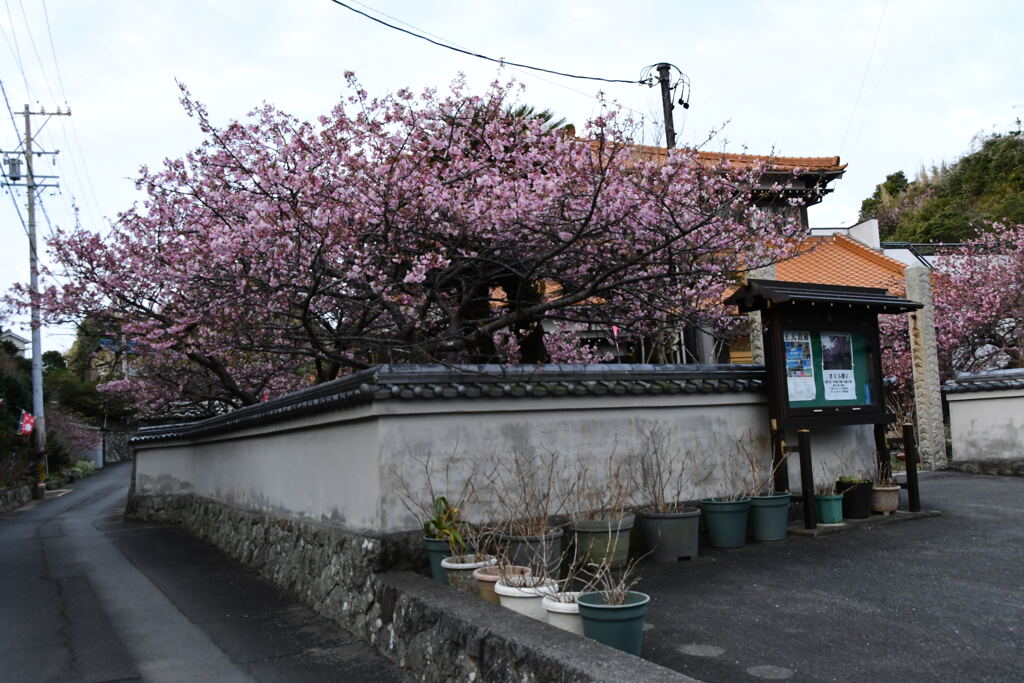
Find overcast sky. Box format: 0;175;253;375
2;0;1021;351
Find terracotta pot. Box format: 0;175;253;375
473;564;531;604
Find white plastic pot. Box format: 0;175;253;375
542;592;583;636
494;578;557;621
441;554;496;596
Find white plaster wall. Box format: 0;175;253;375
134;409;383;531
135;392;880;534
783;425;877;491
947;390;1024;462
375;394;773;532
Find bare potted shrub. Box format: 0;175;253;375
568;453;636;569
700;439;757;548
744;440;791;542
576;551;650;655
872;454;900;515
471;529;529;605
634;427;708;561
541;543;590;635
489;450;570;578
493;539;559;621
814;471;844;525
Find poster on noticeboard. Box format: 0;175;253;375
821;331;856;400
783;330;816;402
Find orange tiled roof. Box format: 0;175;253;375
777;234;907;295
588;139;847;173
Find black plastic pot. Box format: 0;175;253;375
836;480;872;519
638;508;700;561
496;528;564;579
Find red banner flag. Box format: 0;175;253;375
18;411;35;436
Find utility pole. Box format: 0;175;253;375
3;104;69;499
656;63;676;150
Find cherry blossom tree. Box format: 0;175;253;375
879;224;1024;420
932;224;1024;373
12;75;805;416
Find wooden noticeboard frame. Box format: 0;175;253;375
726;279;923;429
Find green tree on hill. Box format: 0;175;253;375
860;125;1024;242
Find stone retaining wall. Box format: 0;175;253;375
0;484;31;514
947;459;1024;477
128;493;694;683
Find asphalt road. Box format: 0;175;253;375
0;462;409;683
639;471;1024;682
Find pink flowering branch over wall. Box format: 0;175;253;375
880;223;1024;410
8;75;805;417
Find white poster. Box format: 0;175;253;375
821;332;856;401
783;330;816;402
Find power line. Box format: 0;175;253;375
343;0;650;119
2;0;32;98
16;0;58;103
326;0;649;86
839;0;889;155
40;0;66;99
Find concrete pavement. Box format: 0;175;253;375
0;462;409;683
639;471;1023;682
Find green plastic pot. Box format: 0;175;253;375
749;493;791;542
570;514;635;569
423;537;450;585
576;591;650;655
700;498;750;548
815;494;844;524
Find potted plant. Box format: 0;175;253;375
872;457;901;515
836;474;873;519
541;544;590;635
634;428;707;561
576;555;649;655
568;454;635;569
489;450;570;578
440;522;497;596
474;561;531;605
397;452;483;585
814;479;844;525
494;573;558;621
744;441;791;542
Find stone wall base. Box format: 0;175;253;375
947;459;1024;477
128;493;692;683
0;484;32;514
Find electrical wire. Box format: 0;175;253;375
2;0;32;99
326;0;649;85
839;0;889;155
343;0;650;119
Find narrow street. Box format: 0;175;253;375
0;462;408;683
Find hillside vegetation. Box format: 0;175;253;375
860;126;1024;243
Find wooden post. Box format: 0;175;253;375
903;423;921;512
798;429;816;529
771;426;790;494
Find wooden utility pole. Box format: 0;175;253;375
3;104;69;498
656;63;676;150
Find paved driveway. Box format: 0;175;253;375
0;462;409;683
639;471;1022;682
